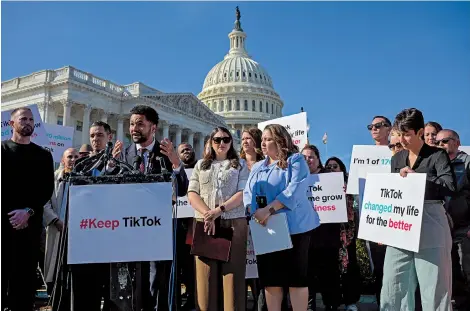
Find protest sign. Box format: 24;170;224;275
43;123;74;162
460;146;470;155
68;182;173;264
1;104;50;147
175;169;195;218
346;145;392;195
357;173;426;252
246;228;259;279
258;112;308;148
306;172;348;223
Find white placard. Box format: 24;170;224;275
306;172;347;223
175;169;195;218
258;112;308;148
460;146;470;155
249;213;292;255
1;104;50;147
347;145;392;195
43;124;74;162
68;183;173;264
357;173;426;252
245;228;259;279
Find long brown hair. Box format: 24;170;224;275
201;127;240;170
264;124;297;169
240;128;264;162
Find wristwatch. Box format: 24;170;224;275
219;205;226;213
24;208;35;217
269;207;276;215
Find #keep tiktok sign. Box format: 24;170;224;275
357;173;426;252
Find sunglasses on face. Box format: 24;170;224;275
367;122;389;131
212;137;231;144
388;142;402;150
326;164;339;170
436;138;454;145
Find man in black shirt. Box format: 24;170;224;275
380;108;456;311
1;107;54;311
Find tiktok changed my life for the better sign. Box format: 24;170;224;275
357;173;426;252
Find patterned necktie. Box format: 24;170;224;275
139;148;147;173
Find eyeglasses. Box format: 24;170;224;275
212;137;231;144
388;142;402;150
435;138;454;145
367;122;389;131
326;164;339;170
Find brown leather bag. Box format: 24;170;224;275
190;218;233;262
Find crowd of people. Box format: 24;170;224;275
1;105;469;311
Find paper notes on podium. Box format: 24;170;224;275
249;213;292;255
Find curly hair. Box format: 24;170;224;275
201;127;240;170
240;128;264;162
263;124;297;169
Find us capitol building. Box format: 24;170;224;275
1;7;283;157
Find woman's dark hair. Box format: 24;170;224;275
240;128;264;161
301;145;324;170
325;157;348;183
425;121;443;133
201;127;239;170
393;108;425;134
263;124;297;169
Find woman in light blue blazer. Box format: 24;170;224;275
243;124;320;311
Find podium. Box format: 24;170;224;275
51;172;175;311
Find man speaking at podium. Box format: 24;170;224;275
112;105;188;311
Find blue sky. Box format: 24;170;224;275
2;1;470;167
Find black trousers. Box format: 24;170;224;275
368;241;386;306
309;246;342;308
341;239;361;306
150;260;173;311
71;263;109;311
2;228;41;311
176;219;195;309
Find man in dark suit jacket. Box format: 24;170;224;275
112;105;188;311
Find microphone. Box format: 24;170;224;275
146;152;155;174
103;141;113;161
158;156;168;174
73;149;105;173
133;155;143;171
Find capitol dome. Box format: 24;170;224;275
198;7;284;139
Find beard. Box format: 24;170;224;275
19;125;33;137
132;131;149;144
182;152;196;164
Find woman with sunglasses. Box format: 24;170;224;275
389;129;404;155
188;127;249;311
244;124;320;311
324;157;361;311
43;148;79;294
424;121;443;147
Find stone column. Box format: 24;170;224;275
46;102;56;124
101;110;108;123
117;116;124;142
63;100;72;126
37;102;48;123
188;131;194;147
82;105;92;144
175;127;182;147
163;123;170;139
195;133;203;159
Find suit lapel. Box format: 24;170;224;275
125;143;138;165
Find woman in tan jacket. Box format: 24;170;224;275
43;148;78;291
188;126;249;311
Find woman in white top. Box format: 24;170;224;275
188;126;249;311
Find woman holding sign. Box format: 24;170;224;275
188;126;249;311
244;124;320;311
380;108;456;311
